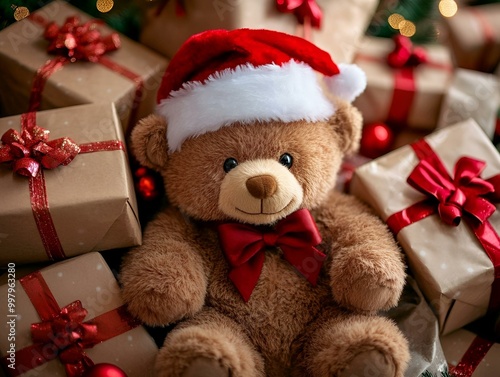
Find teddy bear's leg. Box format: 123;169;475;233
293;308;409;377
155;307;265;377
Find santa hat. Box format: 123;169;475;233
156;28;366;152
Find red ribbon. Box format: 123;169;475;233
450;335;494;377
386;35;428;69
0;112;125;261
385;35;427;128
0;271;140;377
44;16;120;63
27;14;143;133
275;0;323;29
356;36;451;129
218;208;325;302
386;139;500;313
0;126;80;178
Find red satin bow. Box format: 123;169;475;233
218;208;325;302
407;157;498;227
0;126;80;178
30;300;97;377
387;35;427;68
276;0;322;28
44;16;120;62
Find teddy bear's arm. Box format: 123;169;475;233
120;207;208;326
316;191;406;313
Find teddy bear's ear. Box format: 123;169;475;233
130;114;169;170
327;100;363;155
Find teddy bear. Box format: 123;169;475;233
120;28;410;377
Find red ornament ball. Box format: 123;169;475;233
83;363;127;377
360;123;394;159
134;166;148;178
137;175;159;200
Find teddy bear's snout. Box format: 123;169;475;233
246;175;278;199
218;158;303;224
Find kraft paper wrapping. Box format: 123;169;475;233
443;3;500;73
139;0;378;63
0;103;141;265
350;119;500;335
437;69;500;139
441;329;500;376
353;37;453;131
0;0;168;132
383;276;448;377
391;130;430;151
0;253;157;377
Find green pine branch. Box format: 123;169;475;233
0;0;141;39
367;0;440;43
0;0;52;30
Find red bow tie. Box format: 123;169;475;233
218;208;325;302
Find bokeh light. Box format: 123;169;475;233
399;20;416;37
439;0;458;18
388;13;405;30
13;6;30;21
96;0;114;13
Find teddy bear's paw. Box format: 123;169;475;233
181;357;230;377
155;309;265;377
299;313;409;377
124;287;204;326
343;279;400;313
338;350;395;377
332;274;403;314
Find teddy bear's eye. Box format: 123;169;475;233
279;153;293;169
223;158;238;173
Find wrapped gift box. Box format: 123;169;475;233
0;103;141;265
350;119;500;334
441;329;500;377
0;252;157;376
140;0;378;63
391;129;430;151
353;36;453;131
437;69;500;139
442;3;500;73
0;0;168;132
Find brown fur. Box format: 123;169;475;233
120;99;409;376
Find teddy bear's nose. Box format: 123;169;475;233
246;175;278;199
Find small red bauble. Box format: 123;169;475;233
83;363;127;377
360;123;394;159
137;175;159;200
134;166;148;178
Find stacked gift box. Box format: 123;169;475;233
350;34;499;162
0;252;158;376
139;0;379;64
0;1;171;375
1;0;500;376
350;119;500;376
341;2;500;376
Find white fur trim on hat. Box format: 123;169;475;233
157;61;335;152
324;63;367;103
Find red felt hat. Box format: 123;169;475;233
156;28;366;152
